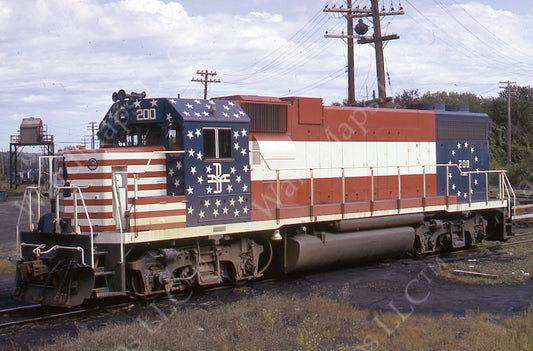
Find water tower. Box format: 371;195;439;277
9;117;54;188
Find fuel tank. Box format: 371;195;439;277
285;226;415;273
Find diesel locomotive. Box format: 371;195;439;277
14;90;515;307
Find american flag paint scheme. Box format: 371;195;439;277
55;95;508;240
15;91;514;307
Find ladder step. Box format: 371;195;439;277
95;270;116;277
94;250;108;256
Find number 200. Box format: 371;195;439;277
136;108;156;121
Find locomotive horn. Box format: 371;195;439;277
130;91;146;99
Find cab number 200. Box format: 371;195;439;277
136;108;157;121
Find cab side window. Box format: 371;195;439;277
204;128;232;160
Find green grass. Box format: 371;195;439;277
32;294;533;351
436;236;533;285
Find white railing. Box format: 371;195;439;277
252;150;515;223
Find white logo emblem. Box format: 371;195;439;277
207;163;230;194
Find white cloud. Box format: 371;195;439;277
0;0;531;149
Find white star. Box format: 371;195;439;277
243;165;249;173
457;143;461;149
234;209;240;217
230;166;236;174
194;99;201;104
448;161;452;165
202;111;209;117
234;142;240;150
205;104;210;109
215;199;221;207
238;196;244;204
133;100;141;108
197;176;204;184
470;147;475;153
241;129;247;136
197;152;203;160
194;112;201;118
242;184;248;192
199;210;205;219
457;191;462;197
464;142;468;148
187;186;194;195
222;112;229;118
451;150;456;156
239;111;245;116
452;184;456;190
470;189;474;194
448;173;453;179
222;206;229;214
236;175;242;183
150;99;158;107
183;111;190;116
190;166;197;175
476;168;480;172
243;206;249;214
166;113;172;121
464;193;468;199
195;129;202;137
233;113;239;118
186;103;193;109
206;165;212;173
227;184;233;192
213;209;219;217
188;148;195;157
187;207;194;214
474;179;478;186
168;168;175;176
474;156;479;162
240;149;247;156
228;101;235;106
176;161;182;170
229;198;236;206
223;105;230;110
206;186;213;194
174;179;180;187
233;131;239;138
187;131;194;139
170;99;177;104
204;199;210;207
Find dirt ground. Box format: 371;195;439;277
0;199;532;349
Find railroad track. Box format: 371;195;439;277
0;300;134;329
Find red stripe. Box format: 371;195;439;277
67;171;166;180
131;222;187;232
133;209;185;218
78;183;166;193
63;146;165;155
134;196;185;205
251;175;437;210
248;97;435;142
66;158;166;167
63;212;113;219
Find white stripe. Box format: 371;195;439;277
134;202;186;212
250;140;436;180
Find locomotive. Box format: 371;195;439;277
14;90;515;307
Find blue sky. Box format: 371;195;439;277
0;0;532;150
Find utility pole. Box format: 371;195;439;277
192;70;221;100
500;80;516;165
324;0;403;107
87;121;98;149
